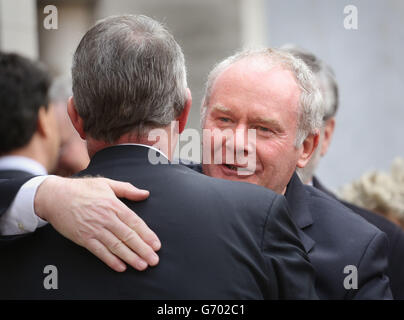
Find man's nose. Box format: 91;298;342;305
226;125;249;157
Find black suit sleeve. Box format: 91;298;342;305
389;228;404;299
0;177;34;217
352;231;393;299
262;195;318;299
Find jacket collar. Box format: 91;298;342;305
285;172;315;253
88;144;170;169
312;176;336;199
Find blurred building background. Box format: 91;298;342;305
0;0;403;190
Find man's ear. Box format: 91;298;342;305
320;117;335;156
36;106;49;138
177;88;192;134
296;131;320;168
67;96;86;139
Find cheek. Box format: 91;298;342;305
256;140;295;171
255;140;280;166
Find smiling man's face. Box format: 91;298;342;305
202;57;305;194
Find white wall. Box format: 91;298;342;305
0;0;38;59
265;0;404;190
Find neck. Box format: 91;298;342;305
86;124;179;160
4;135;51;172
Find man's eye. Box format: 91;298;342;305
219;117;232;123
251;126;274;136
252;126;270;132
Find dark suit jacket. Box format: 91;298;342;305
313;176;404;300
0;146;317;299
0;170;33;218
285;173;392;299
0;169;33;179
167;164;393;299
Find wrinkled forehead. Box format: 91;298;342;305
209;57;301;112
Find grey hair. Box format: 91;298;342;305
72;14;188;143
200;48;324;146
282;45;339;121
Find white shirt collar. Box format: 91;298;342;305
0;156;48;175
116;143;169;161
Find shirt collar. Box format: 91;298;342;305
116;143;169;161
0;156;48;175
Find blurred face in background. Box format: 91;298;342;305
52;101;89;176
39;103;61;173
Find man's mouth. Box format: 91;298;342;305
221;164;254;176
224;164;238;171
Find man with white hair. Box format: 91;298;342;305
287;46;404;299
191;48;391;299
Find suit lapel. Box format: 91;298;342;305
285;172;316;253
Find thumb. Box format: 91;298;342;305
104;178;150;201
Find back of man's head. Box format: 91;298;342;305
72;14;188;143
0;52;51;155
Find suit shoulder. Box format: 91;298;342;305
173;164;280;202
343;200;404;237
304;185;385;239
169;165;285;222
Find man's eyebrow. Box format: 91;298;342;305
210;104;232;114
250;116;283;130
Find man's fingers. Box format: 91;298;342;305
97;228;150;271
116;204;161;252
86;238;127;273
100;178;161;251
107;215;159;267
105;179;150;201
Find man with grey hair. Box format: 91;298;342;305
195;47;392;299
287;45;404;299
0;15;317;299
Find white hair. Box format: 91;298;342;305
200;48;324;146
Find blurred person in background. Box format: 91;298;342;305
339;158;404;230
0;52;60;179
0;52;60;234
49;77;89;176
287;45;404;299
